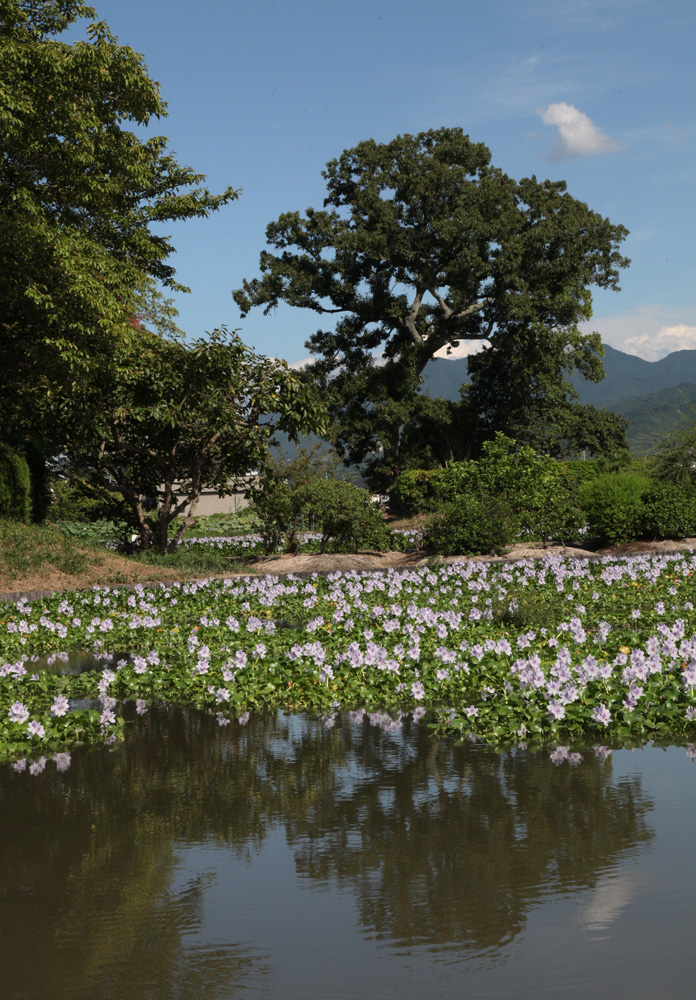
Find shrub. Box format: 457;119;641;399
580;472;653;545
641;483;696;540
423;493;518;556
48;476;133;528
295;479;391;553
0;443;31;522
429;462;480;506
388;469;437;516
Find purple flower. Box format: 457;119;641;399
411;681;425;701
592;703;611;727
50;695;70;718
547;701;566;721
8;702;29;724
27;720;46;739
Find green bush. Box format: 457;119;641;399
423;492;518;556
388;469;436;516
0;443;31;522
561;459;602;487
48;476;133;528
580;472;653;545
641;482;696;540
296;479;391;553
250;475;302;553
252;472;391;554
429;462;480;506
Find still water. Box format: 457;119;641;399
1;706;695;1000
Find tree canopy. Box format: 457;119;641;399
234;127;630;471
0;0;237;437
64;329;327;550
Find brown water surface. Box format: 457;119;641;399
1;707;695;999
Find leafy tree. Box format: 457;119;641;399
0;0;237;439
234;127;629;472
63;329;327;551
467;321;629;458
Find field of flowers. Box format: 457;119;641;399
2;548;696;767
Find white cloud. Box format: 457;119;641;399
433;339;490;360
288;356;315;370
540;102;623;159
581;306;696;360
620;324;696;361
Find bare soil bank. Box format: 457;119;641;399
3;538;695;603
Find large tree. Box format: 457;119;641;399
467;320;629;459
234;128;629;472
0;0;237;438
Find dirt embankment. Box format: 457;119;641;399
3;538;696;602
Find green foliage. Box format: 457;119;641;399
0;0;238;441
392;435;588;545
651;428;696;487
388;469;437;516
249;445;341;553
561;459;602;487
48;476;134;528
423;493;519;556
296;479;391;553
580;472;653;544
253;461;390;554
235;127;629;471
63;329;327;553
0;444;31;522
429;462;480;506
641;483;696;540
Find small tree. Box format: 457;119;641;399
63;329;326;551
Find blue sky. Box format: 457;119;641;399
73;0;695;362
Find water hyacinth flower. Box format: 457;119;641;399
27;720;45;739
51;695;70;717
8;702;30;724
592;704;612;727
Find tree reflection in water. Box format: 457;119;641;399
0;705;654;996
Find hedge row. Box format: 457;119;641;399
390;434;696;555
0;443;31;522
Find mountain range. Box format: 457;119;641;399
420;344;696;454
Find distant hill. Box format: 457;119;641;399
613;383;696;454
419;344;696;454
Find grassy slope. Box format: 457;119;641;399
0;520;248;595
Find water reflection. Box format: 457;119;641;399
0;707;657;998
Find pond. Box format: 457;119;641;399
2;705;696;999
